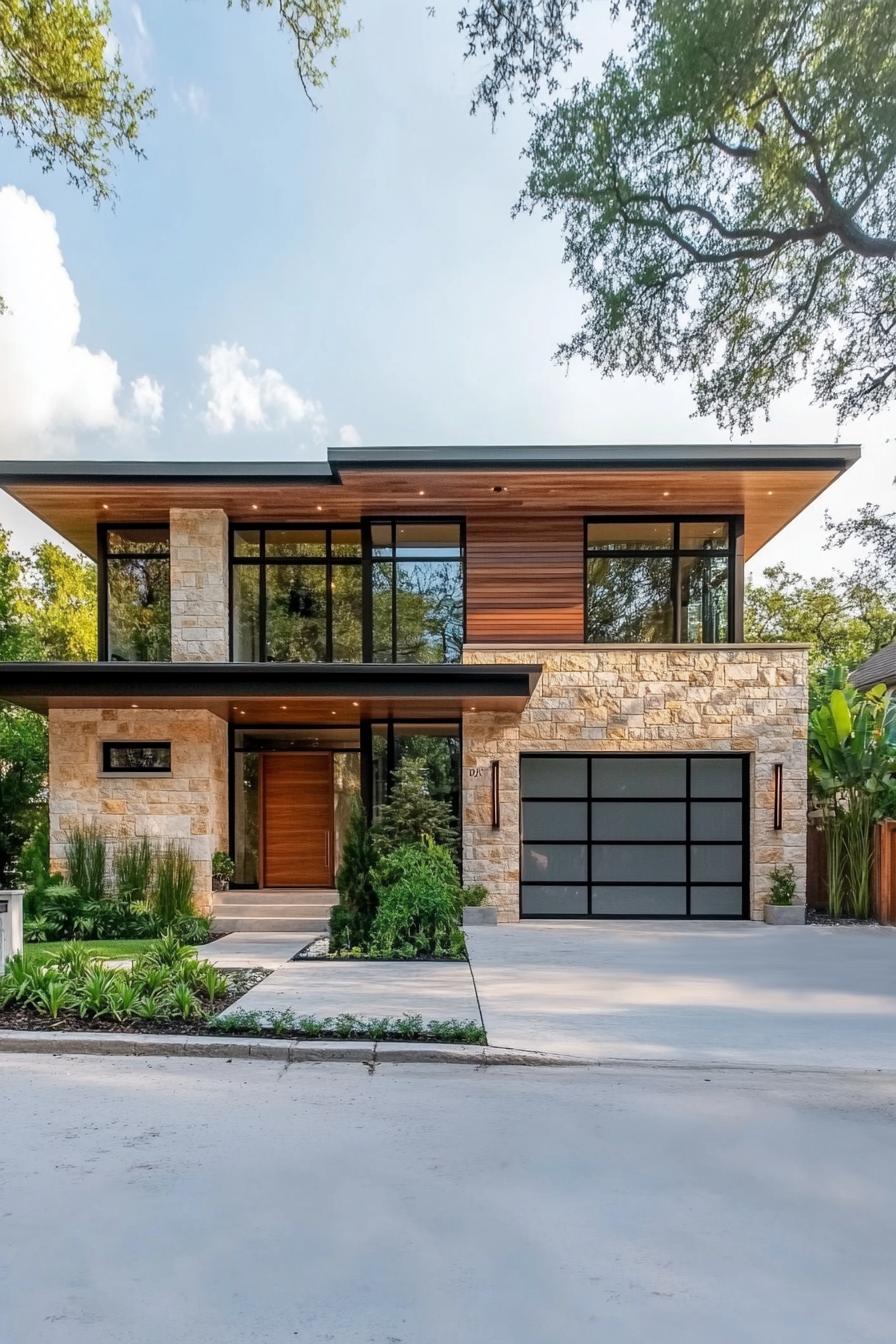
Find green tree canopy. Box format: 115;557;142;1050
480;0;896;428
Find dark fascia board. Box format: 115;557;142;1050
0;444;860;489
0;460;335;486
0;661;542;705
328;443;861;473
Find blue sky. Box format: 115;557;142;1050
0;0;890;575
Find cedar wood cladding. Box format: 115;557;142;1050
465;515;584;643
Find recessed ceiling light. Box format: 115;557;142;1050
767;490;774;495
662;491;670;497
469;705;476;711
316;505;323;512
239;710;246;716
418;490;425;496
331;710;337;715
102;503;109;510
251;503;259;511
130;703;138;709
352;701;359;707
280;705;287;710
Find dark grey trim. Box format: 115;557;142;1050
330;443;861;473
0;661;541;707
0;442;860;489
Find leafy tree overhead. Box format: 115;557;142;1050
470;0;896;428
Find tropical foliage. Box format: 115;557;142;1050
808;675;896;918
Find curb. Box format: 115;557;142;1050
0;1030;580;1068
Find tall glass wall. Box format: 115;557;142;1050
371;722;461;826
102;526;171;661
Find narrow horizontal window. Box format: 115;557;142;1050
102;742;171;773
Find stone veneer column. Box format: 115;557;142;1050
461;645;809;922
169;508;229;662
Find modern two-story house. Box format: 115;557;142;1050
0;443;858;928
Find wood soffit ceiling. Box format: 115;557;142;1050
2;463;849;561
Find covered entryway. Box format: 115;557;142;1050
261;752;334;887
520;752;748;919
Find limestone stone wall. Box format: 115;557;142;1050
169;508;229;662
48;708;229;912
461;645;809;922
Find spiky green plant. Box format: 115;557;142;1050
64;823;107;902
150;843;196;924
113;837;154;903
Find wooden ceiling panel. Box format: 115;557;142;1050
3;465;843;560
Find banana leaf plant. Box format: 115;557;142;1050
808;679;896;919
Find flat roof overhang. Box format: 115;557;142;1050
0;443;860;561
0;661;542;720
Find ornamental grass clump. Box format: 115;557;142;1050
113;838;154;903
150;843;196;925
64;823;107;902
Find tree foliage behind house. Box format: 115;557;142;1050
0;528;96;880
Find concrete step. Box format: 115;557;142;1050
215;902;336;918
212;915;332;934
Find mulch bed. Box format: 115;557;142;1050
0;968;269;1036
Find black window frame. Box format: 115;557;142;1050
98;523;171;663
583;516;742;644
362;517;466;664
519;750;749;920
229;523;363;663
101;740;172;774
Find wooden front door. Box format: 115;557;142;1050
261;753;333;887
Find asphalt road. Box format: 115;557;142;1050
1;1055;894;1343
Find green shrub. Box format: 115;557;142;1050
114;838;154;903
212;851;235;882
367;840;465;959
374;756;459;856
64;823;107;902
18;816;50;912
150;843;196;924
330;799;378;952
461;883;489;907
23;915;51;943
768;864;797;906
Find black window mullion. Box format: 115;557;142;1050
390;524;397;663
259;529;267;662
325;537;333;663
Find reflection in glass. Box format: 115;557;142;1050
232;565;261;660
586;521;674;550
265;564;327;661
233;751;259;886
680;554;729;642
586;555;674;641
107;556;171;661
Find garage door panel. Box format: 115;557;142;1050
591;886;687;916
690;886;744;916
591;801;686;842
522;801;588;841
691;800;743;841
592;843;687;883
591;755;686;798
520;884;588;916
520;753;748;920
521;843;588;882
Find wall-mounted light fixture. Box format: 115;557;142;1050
773;762;783;830
491;759;500;829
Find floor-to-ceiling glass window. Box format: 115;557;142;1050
101;526;171;661
231;526;362;662
369;722;461;832
585;519;735;644
369;521;464;663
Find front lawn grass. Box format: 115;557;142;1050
23;939;159;967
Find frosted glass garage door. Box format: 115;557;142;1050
519;754;747;918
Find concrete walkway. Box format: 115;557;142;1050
196;932;314;970
222;959;482;1024
465;920;896;1069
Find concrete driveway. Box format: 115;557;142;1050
465;921;896;1069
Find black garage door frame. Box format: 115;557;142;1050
519;751;750;920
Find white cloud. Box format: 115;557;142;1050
0;186;162;454
338;424;362;448
199;341;327;438
173;81;210;119
130;374;164;426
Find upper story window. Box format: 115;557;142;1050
231;525;362;662
102;526;170;662
371;521;464;664
585;519;734;644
